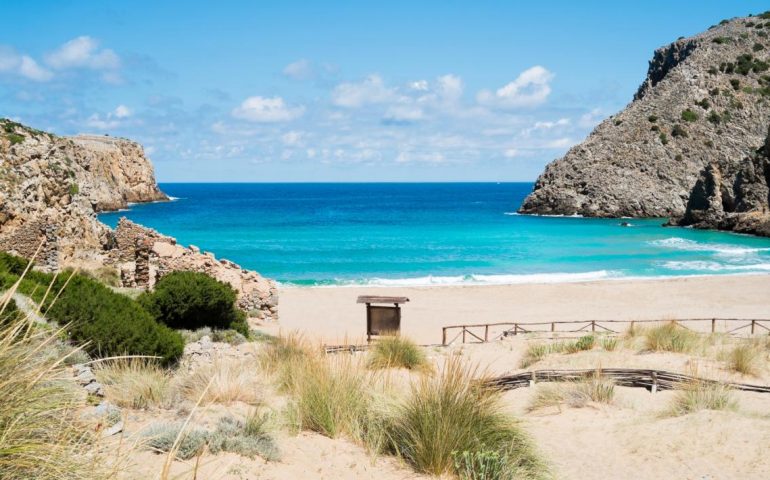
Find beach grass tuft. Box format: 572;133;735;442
368;334;430;371
178;357;262;405
95;358;173;409
527;373;614;411
668;380;736;416
384;357;547;478
643;322;699;353
727;343;762;375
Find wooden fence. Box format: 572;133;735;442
485;368;770;394
441;318;770;346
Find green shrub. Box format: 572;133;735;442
707;111;722;124
453;449;510;480
707;66;718;75
139;271;248;336
668;381;736;416
6;133;24;145
68;184;79;195
727;344;761;375
659;133;669;145
709;87;720;96
753;42;765;52
45;274;184;364
643;322;698;353
671;124;688;138
647;115;658;123
208;414;280;461
712;36;730;44
695;98;710;109
730;78;741;90
681;109;698;122
143;422;208;460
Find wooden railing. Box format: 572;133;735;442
441;318;770;346
485;368;770;394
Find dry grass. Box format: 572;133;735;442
668;380;737;416
726;343;762;375
384;358;547;478
518;335;596;368
527;373;615;411
259;332;315;391
599;336;618;351
0;265;113;479
643;322;699;353
95;358;173;409
368;335;430;371
178;357;262;405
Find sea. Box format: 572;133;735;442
98;183;770;287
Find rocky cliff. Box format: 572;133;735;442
520;13;770;224
0;118;278;320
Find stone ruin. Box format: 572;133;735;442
0;218;60;272
107;218;278;321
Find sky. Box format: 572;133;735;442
1;1;768;182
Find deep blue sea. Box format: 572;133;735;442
98;183;770;286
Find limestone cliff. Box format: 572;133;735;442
0;118;278;320
520;13;770;222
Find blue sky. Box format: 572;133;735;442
1;1;768;182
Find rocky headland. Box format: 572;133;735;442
520;13;770;236
0;118;277;320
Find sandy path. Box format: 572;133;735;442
276;274;770;344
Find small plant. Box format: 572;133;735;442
600;336;618;351
6;133;25;145
695;98;710;109
647;115;658;123
727;343;761;375
704;140;715;148
730;78;741;90
675;154;683;161
712;36;730;44
208;414;280;461
707;66;718;75
95;359;172;409
709;87;720;96
650;125;660;132
681;109;698;122
668;381;736;416
659;133;669;145
179;357;262;405
671;124;688;138
519;343;550;368
368;334;429;370
644;322;698;353
453;449;509;480
753;42;765;52
567;334;595;353
568;374;615;407
68;183;79;195
707;111;722;124
143;422;208;460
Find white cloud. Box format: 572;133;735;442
332;75;399;108
85;113;119;130
477;66;554;108
283;59;313;80
395;151;445;164
383;105;424;123
281;130;304;145
45;36;120;70
503;149;520;158
232;96;305;122
435;74;463;102
409;80;429;91
0;47;52;81
18;56;53;81
113;104;131;118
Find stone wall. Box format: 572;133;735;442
0;218;59;271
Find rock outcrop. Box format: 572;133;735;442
520;13;770;222
670;125;770;235
0;118;278;320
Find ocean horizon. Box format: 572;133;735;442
99;182;770;286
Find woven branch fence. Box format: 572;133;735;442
485;368;770;394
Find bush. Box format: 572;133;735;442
659;133;669;145
712;36;730;44
647;115;658;123
140;271;248;336
671;124;688;138
95;359;173;409
143;422;208;460
727;344;761;375
668;381;735;416
45;274;184;364
681;109;698;122
753;42;765;52
730;78;741;90
208;414;280;461
707;111;722;124
695;98;710;109
368;335;429;371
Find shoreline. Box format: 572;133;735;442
276;273;770;344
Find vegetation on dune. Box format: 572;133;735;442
0;282;111;479
95;359;173;409
178;357;262;405
139;270;249;337
368;334;430;371
727;343;762;375
518;335;597;368
643;322;699;353
384;358;546;478
527;373;615;412
668;380;736;416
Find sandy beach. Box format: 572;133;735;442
276;274;770;344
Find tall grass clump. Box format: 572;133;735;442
527;373;614;411
95;358;172;409
519;343;550;368
644;322;698;353
0;295;106;478
668;380;736;416
178;357;262;405
258;332;314;391
727;343;761;375
368;334;429;371
287;354;371;439
600;336;618;351
384;358;546;478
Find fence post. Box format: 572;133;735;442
551;322;555;333
591;321;596;332
514;324;518;335
442;327;447;346
751;320;756;334
651;371;658;394
711;318;715;333
462;327;466;344
484;325;489;342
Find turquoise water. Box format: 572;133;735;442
98;183;770;286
